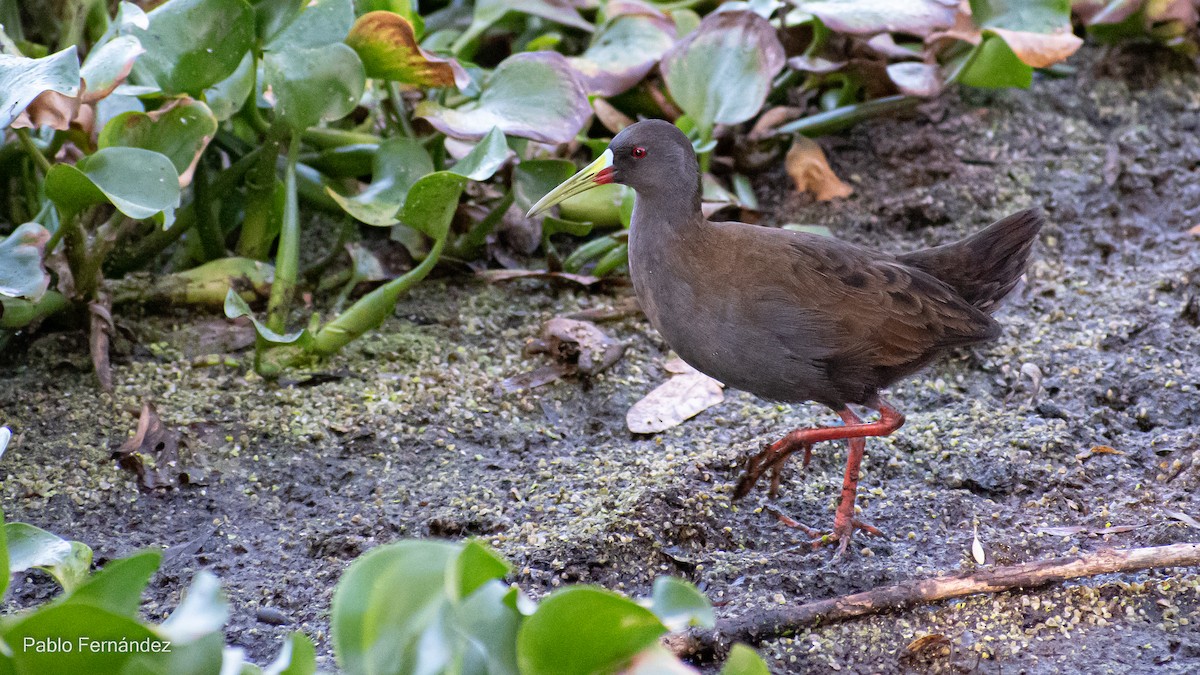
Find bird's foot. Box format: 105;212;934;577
733;440;813;500
808;518;884;559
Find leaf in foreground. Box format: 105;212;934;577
0;223;52;301
517;586;666;675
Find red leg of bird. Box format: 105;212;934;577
733;400;905;556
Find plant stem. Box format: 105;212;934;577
774;95;918;137
14;129;52;175
191;155;227;261
388;82;416;137
311;234;447;356
266;134;302;334
237;133;284;259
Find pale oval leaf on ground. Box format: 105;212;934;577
785;137;853;201
886;61;942;97
627;360;724;434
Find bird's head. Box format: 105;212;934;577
527;119;700;217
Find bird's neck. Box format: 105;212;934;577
628;177;704;249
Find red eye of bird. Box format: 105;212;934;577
631;146;647;159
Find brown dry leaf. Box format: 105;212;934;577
1035;525;1086;536
626;359;724;433
988;27;1083;68
526;317;625;375
115;402;181;489
593;98;635;134
904;634;951;657
11;89;81;131
1187;223;1200;236
346;12;470;89
1093;524;1140;535
748;105;803;140
1165;510;1200;529
785;137;853;201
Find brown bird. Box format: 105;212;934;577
529;119;1042;557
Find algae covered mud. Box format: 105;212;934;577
3;47;1199;672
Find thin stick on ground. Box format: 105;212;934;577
672;542;1200;657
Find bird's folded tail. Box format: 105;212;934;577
897;208;1044;313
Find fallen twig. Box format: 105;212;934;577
670;543;1200;658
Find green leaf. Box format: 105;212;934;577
955;34;1033;88
661;10;786;134
449;127;509;181
5;522;93;592
415;52;590;144
400;171;468;241
98;98;217;182
649;577;715;631
0;45;80;128
516;587;667;675
159;571;228;644
346;11;467;88
79;35;144;101
223;290;307;345
969;0;1070;33
265;0;354;50
719;644;771;675
454;579;521;675
2;604;165;673
331;540;461;675
45;147;180;224
447;540;510;601
202;51;254;121
568;10;676;97
63;550;161;617
0;223;51;301
513;159;576;213
0;509;8;601
327;137;433;226
263;632;318;675
263;43;365;132
556;184;629;228
800;0;957;36
131;0;255;95
456;0;593;51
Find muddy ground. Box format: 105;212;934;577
3;46;1199;673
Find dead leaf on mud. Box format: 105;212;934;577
988;27;1083;68
785;137;853;201
627;358;724;434
1076;444;1124;461
499;318;626;393
1165;510;1200;530
1035;524;1142;537
1187;223;1200;236
114;402;204;489
564;295;642;322
901;634;951;665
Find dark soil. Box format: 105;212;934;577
3;46;1199;673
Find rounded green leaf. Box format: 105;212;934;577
970;0;1070;33
326;137;434;226
568;10;676;97
263;43;365;132
45;147;180;224
0;223;51;301
5;522;92;592
955;34;1033;88
449;126;510;181
517;587;667;675
447;540;511;601
265;0;354;50
203;51;255;121
719;644;771;675
2;604;165;673
64;550;162;617
331;540;461;675
263;632;318;675
649;576;715;631
400;171;467;241
131;0;255;95
415;51;590;144
801;0;957;36
0;46;80;128
98;98;218;184
80;35;145;102
661;10;786;133
456;0;594;51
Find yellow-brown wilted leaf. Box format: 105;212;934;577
988;27;1083;68
785;137;852;201
627;360;724;433
346;11;469;89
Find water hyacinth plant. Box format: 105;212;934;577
2;0;1192;378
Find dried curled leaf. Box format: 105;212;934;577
626;358;725;434
785;137;853;201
